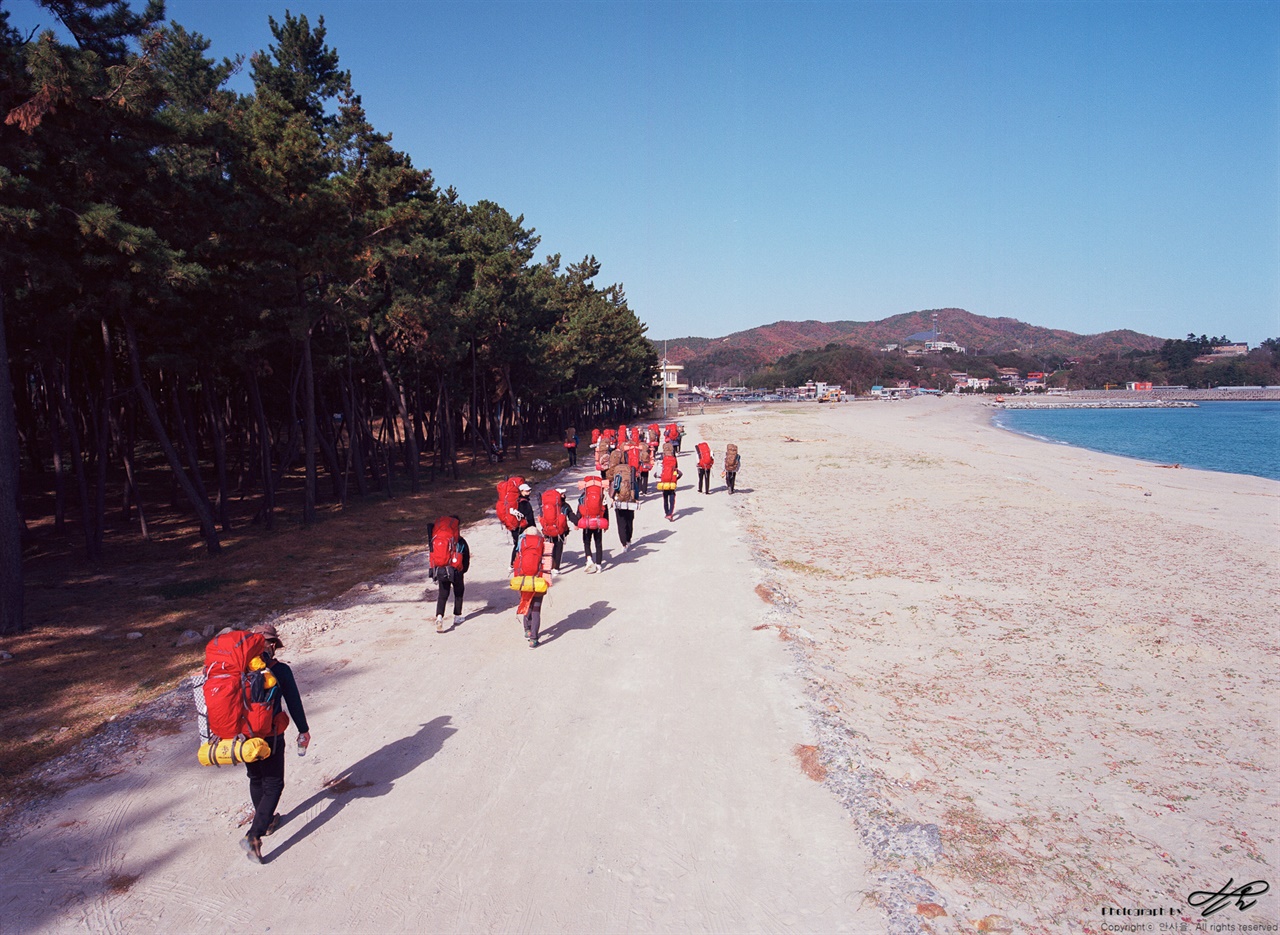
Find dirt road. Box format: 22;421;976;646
0;436;877;933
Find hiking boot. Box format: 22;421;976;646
241;835;263;864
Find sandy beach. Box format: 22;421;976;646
695;395;1279;931
1;396;1275;934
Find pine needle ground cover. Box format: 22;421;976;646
0;441;565;822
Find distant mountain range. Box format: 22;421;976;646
652;308;1166;380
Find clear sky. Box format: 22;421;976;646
8;0;1278;345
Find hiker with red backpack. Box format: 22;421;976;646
511;526;552;647
202;624;310;864
564;427;578;467
656;449;683;521
539;487;571;574
695;441;715;494
428;515;470;632
507;482;536;565
576;474;610;572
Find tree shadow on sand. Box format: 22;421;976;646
538;600;612;645
264;715;457;862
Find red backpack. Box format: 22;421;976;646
665;423;678;441
429;516;464;580
203;631;276;741
540;489;568;536
577;477;609;530
513;530;545;577
627;446;640;470
591;428;601;445
696;442;713;469
660;457;679;484
495;476;526;531
630;427;641;445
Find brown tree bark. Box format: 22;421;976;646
121;313;221;554
0;285;25;634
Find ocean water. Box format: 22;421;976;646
990;401;1280;481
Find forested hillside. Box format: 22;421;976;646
0;2;657;634
659;309;1168;385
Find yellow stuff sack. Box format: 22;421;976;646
198;736;272;767
656;481;677;491
509;574;549;593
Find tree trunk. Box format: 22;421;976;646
302;329;318;525
121;314;221;554
368;329;419;493
56;356;97;560
0;284;25;634
246;365;275;530
201;377;232;531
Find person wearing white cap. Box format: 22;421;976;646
509;483;536;565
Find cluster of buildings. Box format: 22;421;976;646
1193;343;1249;364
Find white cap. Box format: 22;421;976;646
518;483;531;493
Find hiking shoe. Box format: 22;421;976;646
264;814;281;836
585;561;596;574
454;614;465;628
435;615;446;633
529;638;539;648
241;835;263;864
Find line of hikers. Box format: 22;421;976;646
426;422;743;649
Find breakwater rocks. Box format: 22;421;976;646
992;399;1198;410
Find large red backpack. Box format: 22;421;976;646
630;427;641;445
203;631;276;741
665;423;679;442
513;530;545;577
626;445;640;470
660;457;679;484
617;424;627;444
429;516;464;580
577;477;609;530
495;476;526;531
540;489;568;536
591;428;601;445
696;442;713;469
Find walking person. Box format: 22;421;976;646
241;624;310;864
606;448;639;550
657;450;682;521
637;440;653;496
510;526;552;647
594;432;611;479
564;426;578;467
695;441;715;494
576;474;609;572
539;487;571;574
509;482;535;565
427;515;470;632
723;443;741;494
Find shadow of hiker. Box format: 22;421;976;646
264;715;457;863
539;600;612;645
674;505;703;519
628;529;673;549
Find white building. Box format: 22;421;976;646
655;360;687;412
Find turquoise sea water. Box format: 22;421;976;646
990;401;1280;482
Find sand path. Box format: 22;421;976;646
0;451;877;932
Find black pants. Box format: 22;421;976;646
551;534;565;570
522;593;545;641
582;528;603;564
435;575;464;616
511;529;521;565
246;734;286;839
697;467;711;493
637;471;649;495
567;446;577;466
615;508;634;547
725;471;737;493
662;490;676;516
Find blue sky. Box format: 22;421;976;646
8;0;1278;345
